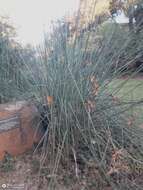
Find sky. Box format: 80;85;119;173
0;0;128;46
0;0;79;45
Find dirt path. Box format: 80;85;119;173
121;74;143;80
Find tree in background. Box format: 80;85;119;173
0;16;36;103
72;0;143;71
109;0;143;32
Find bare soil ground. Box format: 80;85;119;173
0;149;112;190
0;149;143;190
121;73;143;80
0;151;41;190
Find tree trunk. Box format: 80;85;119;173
128;4;134;32
129;15;134;31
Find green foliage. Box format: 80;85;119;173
31;21;143;189
94;21;143;71
0;13;143;189
0;17;37;103
109;78;143;126
109;0;143;31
